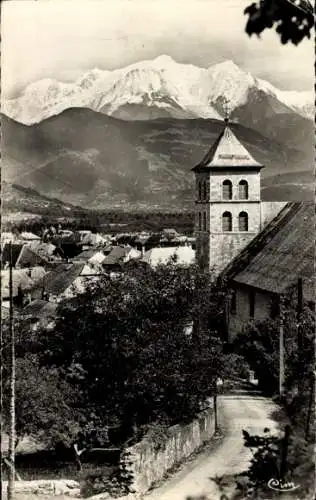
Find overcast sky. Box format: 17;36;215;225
2;0;314;97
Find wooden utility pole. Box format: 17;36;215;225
213;379;219;434
7;242;16;500
280;425;291;481
279;294;285;397
305;372;315;441
297;278;303;393
297;277;303;347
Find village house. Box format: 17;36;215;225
73;246;112;265
141;246;195;268
223;201;314;339
1;266;47;309
21;299;58;331
102;245;141;273
80;231;108;249
1;230;41;246
1;242;54;270
29;262;102;303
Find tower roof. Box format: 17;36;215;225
192;123;263;172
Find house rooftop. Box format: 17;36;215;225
142;246;195;268
1;243;24;267
36;263;85;297
103;246;131;266
226;202;314;299
1;267;47;298
22;299;58;318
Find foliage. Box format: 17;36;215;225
242;428;281;489
3;210;194;236
143;421;171;452
2;353;83;450
233;296;315;397
232;318;280;394
244;0;314;45
80;466;123;498
232;290;315;498
30;263;226;448
220;353;250;381
238;426;315;499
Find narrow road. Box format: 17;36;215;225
143;394;279;500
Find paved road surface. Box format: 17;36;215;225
143;394;279;500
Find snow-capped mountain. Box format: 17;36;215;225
2;56;313;125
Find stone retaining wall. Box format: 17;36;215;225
122;402;215;495
1;479;81;497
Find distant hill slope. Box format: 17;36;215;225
2;108;313;210
2;182;85;219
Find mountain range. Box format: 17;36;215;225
2;57;313;211
3;57;313;128
2;107;313;211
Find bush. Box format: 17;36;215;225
221;353;250;380
80;465;121;498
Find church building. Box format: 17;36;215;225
191;118;314;339
192;117;285;275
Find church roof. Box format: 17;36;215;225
225;202;314;300
192;122;263;171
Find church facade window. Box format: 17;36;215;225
222;180;232;200
222;211;232;232
198;181;202;200
198;212;202;230
238;211;248;232
239;180;249;200
203;181;207;200
249;289;255;318
230;289;237;315
203;212;207;231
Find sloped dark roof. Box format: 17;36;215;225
16;245;50;267
22;300;58;319
192;122;263;172
103;246;130;266
51;232;81;246
75;248;99;261
38;263;85;297
1;267;46;298
1;244;24;267
226;202;314;298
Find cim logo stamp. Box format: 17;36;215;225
268;478;300;492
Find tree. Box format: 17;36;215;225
244;0;314;45
2;354;83;451
34;263;226;446
233;293;314;398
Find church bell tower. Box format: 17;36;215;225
192;117;264;275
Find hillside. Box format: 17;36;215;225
2;109;313;210
2;182;85;222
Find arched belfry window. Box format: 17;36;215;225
239;212;248;232
198;181;202;200
239;180;248;200
222;212;232;232
222;180;232;200
198;212;202;230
